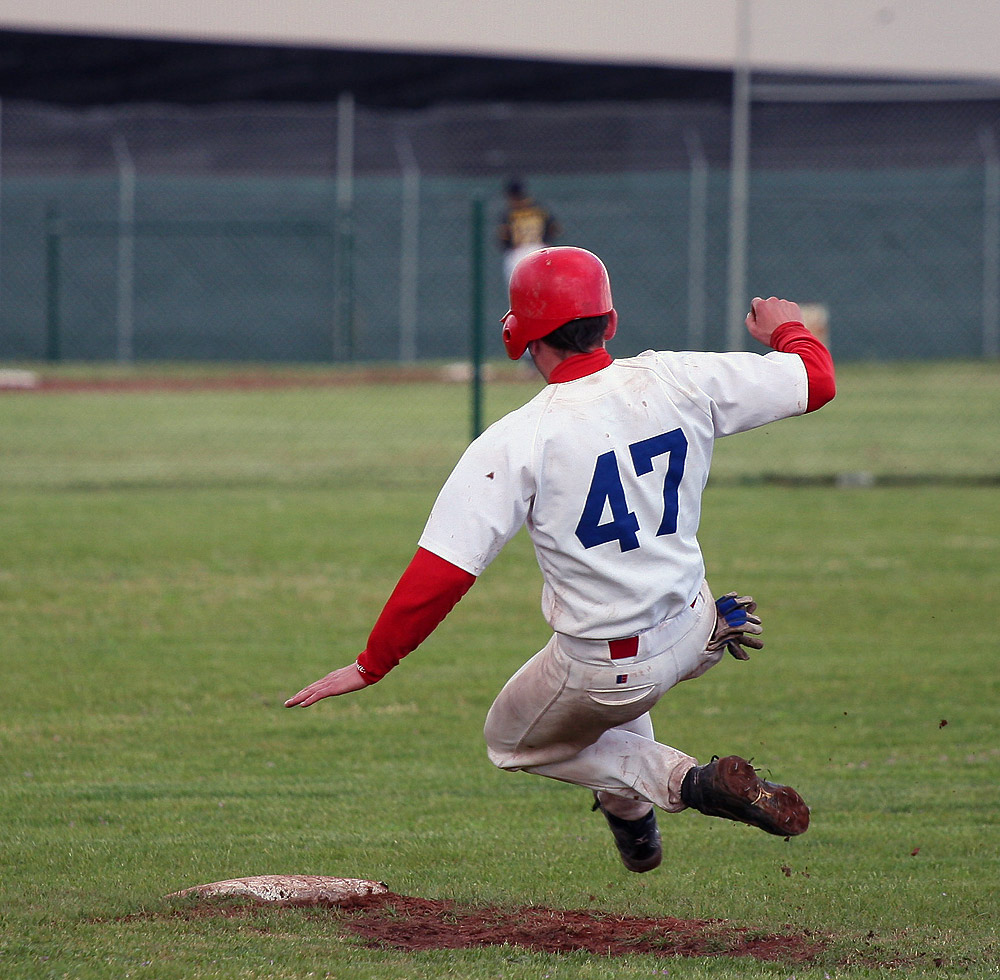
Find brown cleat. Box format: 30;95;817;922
680;755;810;836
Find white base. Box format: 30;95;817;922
167;874;389;905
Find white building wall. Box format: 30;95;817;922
1;0;999;83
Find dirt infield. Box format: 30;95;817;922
333;892;826;961
160;891;827;963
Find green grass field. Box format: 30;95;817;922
1;360;998;979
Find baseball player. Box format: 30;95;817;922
497;179;562;283
286;247;836;873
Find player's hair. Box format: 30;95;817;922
542;314;611;353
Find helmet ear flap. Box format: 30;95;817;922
604;310;618;342
500;312;525;360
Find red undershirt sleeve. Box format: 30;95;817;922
354;547;476;684
769;320;837;413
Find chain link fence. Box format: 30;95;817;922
1;92;998;363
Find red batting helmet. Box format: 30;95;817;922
500;246;616;360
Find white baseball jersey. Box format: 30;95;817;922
419;349;808;639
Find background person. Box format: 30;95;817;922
497;178;562;283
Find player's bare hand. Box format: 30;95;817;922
284;663;368;707
746;296;803;347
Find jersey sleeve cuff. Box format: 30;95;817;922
769;321;836;413
354;656;382;685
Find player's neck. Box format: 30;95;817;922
546;348;613;384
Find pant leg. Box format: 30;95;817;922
591;714;659;820
525;727;695;812
484;581;717;812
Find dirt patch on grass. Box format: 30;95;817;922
162;891;826;963
336;892;825;961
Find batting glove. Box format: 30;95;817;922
707;592;763;661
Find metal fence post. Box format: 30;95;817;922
0;98;4;331
470;196;485;441
980;127;1000;358
44;202;61;362
396;126;420;363
335;91;356;361
724;0;752;352
685;129;708;351
113;134;136;363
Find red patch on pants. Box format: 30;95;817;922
609;636;639;660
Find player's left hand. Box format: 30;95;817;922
707;592;764;661
285;663;369;707
746;296;803;347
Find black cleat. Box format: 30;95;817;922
592;793;662;873
681;755;810;836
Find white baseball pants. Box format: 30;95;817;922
484;580;719;814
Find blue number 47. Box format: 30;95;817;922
575;429;688;552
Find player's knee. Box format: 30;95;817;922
486;743;522;771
